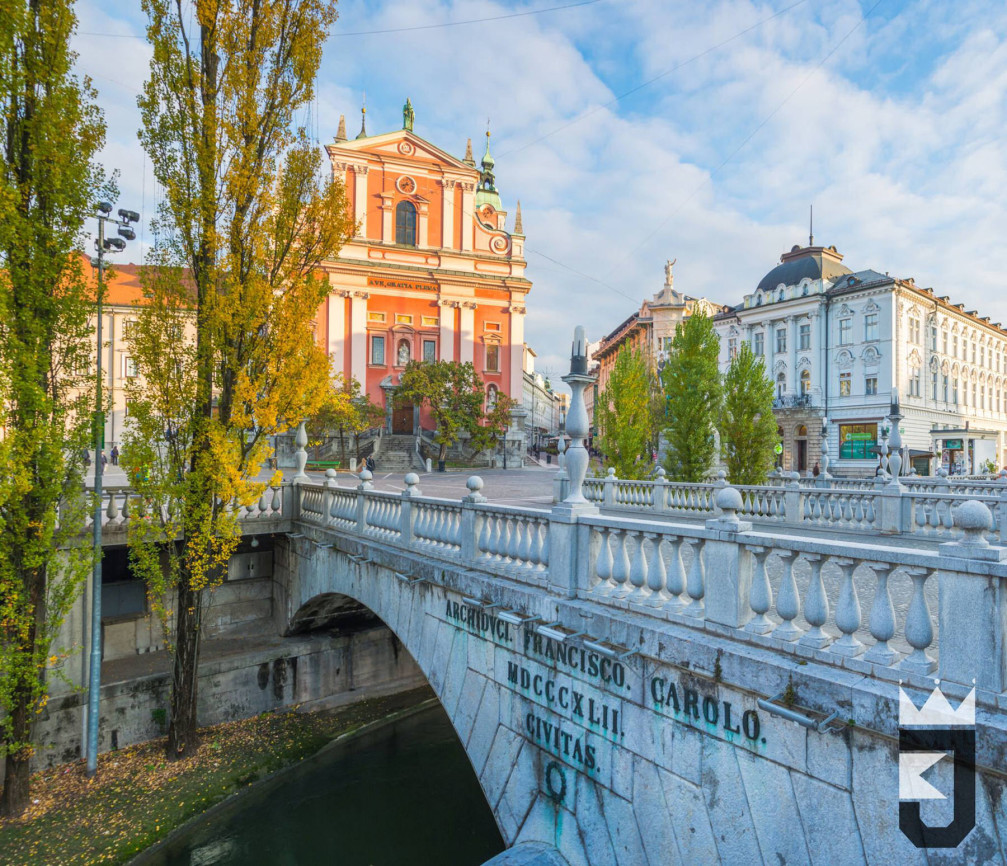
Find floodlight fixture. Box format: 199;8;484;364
97;201;112;214
117;226;136;241
118;208;140;223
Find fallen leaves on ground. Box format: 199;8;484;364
0;687;432;865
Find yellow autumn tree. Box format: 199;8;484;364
123;0;349;760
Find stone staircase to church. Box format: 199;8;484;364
372;434;420;473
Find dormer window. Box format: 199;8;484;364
395;200;417;246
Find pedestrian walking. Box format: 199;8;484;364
82;448;91;468
111;445;119;465
100;451;107;468
812;462;820;478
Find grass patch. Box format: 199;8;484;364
0;686;432;865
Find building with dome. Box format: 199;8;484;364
714;240;1007;476
320;101;530;437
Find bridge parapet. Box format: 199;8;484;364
579;469;1007;543
74;483;293;545
292;475;1007;706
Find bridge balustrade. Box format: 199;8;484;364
291;474;1007;704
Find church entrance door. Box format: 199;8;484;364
392;402;414;435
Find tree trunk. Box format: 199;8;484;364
166;581;203;760
0;700;32;817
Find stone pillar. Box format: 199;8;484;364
400;473;420;547
461;476;485;561
352;165;369;237
703;487;754;629
326;288;348;379
788;315;798;394
438;300;457;362
509;303;526;402
439;179;455;250
417;200;429;248
349;292;368;384
460;182;475;251
550;326;599;599
459;302;477;365
938;500;1007;691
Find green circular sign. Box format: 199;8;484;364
774;443;783;455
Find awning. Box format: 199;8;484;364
909;449;934;458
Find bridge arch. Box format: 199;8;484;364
280;539;590;864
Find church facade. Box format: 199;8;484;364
320;101;530;434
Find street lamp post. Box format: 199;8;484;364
86;202;139;778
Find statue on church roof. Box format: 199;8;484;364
402;98;415;132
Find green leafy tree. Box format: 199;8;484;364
393;361;501;463
595;347;655;479
0;0;107;815
720;342;779;485
126;0;349;760
661;311;722;482
306;374;384;464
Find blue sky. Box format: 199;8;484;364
73;0;1007;379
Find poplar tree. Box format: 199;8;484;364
595;347;655;479
661;311;722;482
127;0;349;760
720;342;779;485
0;0;106;815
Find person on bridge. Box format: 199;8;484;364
111;445;119;465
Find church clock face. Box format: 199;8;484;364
396;175;416;195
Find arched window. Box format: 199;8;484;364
800;369;811;395
395;201;417;246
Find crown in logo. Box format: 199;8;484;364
899;685;975;728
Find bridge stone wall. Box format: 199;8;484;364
279;526;1007;866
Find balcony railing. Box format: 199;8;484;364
772;393;816;409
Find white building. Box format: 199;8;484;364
522;345;565;450
714;241;1007;477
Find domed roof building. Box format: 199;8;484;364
715;238;1007;478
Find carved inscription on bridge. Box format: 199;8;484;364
444;597;766;786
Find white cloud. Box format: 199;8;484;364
72;0;1007;372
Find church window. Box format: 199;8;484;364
422;339;437;362
370;335;386;366
485;343;500;372
395;201;417;246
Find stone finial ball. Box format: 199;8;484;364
359;469;373;481
789;471;800;481
955;500;992;531
607;467;616;477
404;472;419;486
467;476;484;493
325;468;337;480
715;486;743;512
717;470;727;481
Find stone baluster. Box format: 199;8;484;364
594;527;613;595
356;469;372;532
664;537;686;612
272;485;283;517
799;554;830;648
538;522;550;571
105;490;119;526
258;488;270;519
901;567;936;674
772;550;803;640
610;530;631;599
645;533;667;607
628;530;649;603
684;539;705;617
292;420;309;483
654;467;669;514
862;563;899;665
745;546;773;634
831;557;863;656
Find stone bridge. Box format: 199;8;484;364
274;467;1007;866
